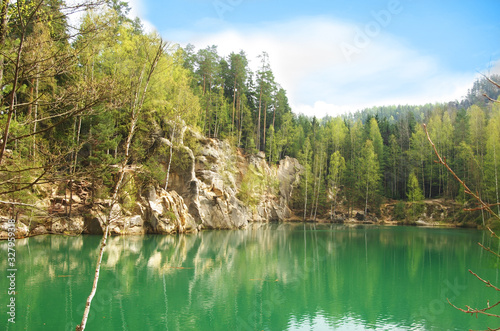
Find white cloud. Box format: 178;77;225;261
127;0;156;33
165;16;479;118
65;0;157;34
491;59;500;75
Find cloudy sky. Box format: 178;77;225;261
127;0;500;118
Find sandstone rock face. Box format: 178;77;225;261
156;126;303;230
143;186;198;234
0;218;29;239
0;124;303;237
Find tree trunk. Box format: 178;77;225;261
364;178;369;217
0;30;25;164
76;40;165;331
333;187;338;219
303;155;308;221
232;73;237;136
313;153;324;221
257;85;262;151
32;74;39;161
75;222;110;331
164;122;176;191
68;179;73;218
421;159;425;198
238;93;243;147
429;149;433;198
263;101;267;152
0;0;10;106
495;143;499;214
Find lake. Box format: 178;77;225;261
1;224;499;330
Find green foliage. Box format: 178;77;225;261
143;156;166;186
237;164;264;209
237;163;279;211
120;174;138;211
183;128;201;155
164;209;177;221
394;201;406;220
3;0;500;229
407;172;424;202
358;140;381;214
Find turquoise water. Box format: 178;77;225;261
1;224;499;330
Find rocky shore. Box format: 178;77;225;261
0;126;303;239
0;125;478;240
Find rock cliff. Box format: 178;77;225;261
0;124;303;238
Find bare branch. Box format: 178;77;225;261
479;73;500;90
469;269;500;291
0;200;42;210
488;227;500;240
0;168;47;196
484;93;500;104
447;298;500;318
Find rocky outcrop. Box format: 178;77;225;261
158;125;302;230
0;123;303;238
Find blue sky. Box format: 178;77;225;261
128;0;500;117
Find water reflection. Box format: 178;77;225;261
0;224;498;330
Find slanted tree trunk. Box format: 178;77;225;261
76;40;165;331
0;30;24;164
75;222;110;331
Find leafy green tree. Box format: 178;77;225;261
468;105;486;202
226;51;248;141
384;134;399;199
255;51;276;151
359;140;380;216
196;45;220;136
409;125;428;199
369;117;384;165
407;171;424;217
265;124;278;164
297;137;312;220
345;119;364;215
328;150;345;219
485;101;500;214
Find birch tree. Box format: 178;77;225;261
76;28;166;331
359;140;380;216
328;150;345;219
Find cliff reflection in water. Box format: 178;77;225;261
1;224;497;330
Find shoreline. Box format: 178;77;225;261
0;216;478;240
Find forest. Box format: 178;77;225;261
1;0;500;225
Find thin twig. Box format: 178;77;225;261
477;243;500;259
484;93;500;104
0;200;39;209
469;269;500;291
488;227;500;240
447;298;500;318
